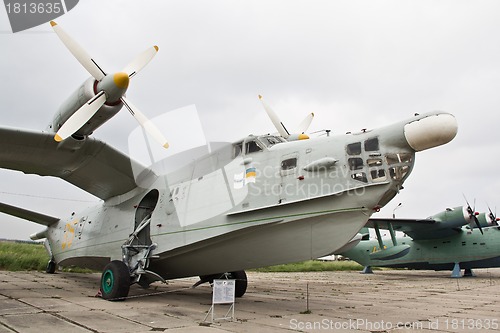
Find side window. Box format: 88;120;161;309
386;153;412;165
370;169;387;182
281;158;297;170
389;165;410;180
348;158;364;170
364;138;379;151
346;142;362;155
367;158;382;167
351;172;368;183
233;142;243;158
367;157;386;182
245;140;263;154
399;153;412;163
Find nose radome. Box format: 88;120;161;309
404;113;458;152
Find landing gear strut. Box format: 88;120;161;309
44;240;56;274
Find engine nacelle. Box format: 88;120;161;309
473;212;500;229
430;206;471;229
47;77;123;139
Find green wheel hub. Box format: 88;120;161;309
102;269;114;294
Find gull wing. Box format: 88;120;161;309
0;126;153;200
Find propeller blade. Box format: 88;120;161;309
258;95;290;138
54;91;106;142
296;113;315;133
121;97;169;149
50;21;106;80
472;213;483;234
463;195;483;234
122;46;159;79
487;205;500;227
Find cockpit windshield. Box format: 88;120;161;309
258;135;286;148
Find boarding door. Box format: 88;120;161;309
279;153;299;203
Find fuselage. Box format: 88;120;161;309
44;111;457;279
343;226;500;271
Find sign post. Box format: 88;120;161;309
203;279;236;323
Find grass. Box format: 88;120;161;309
253;260;365;272
0;241;94;273
0;241;49;271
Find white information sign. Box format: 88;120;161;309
212;279;235;304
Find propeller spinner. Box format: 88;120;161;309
50;21;168;149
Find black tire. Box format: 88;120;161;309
229;270;247;297
100;260;130;301
46;260;56;274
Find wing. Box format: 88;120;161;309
0;201;59;226
0;126;154;200
367;217;463;240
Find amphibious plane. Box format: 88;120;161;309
0;21;458;300
341;204;500;277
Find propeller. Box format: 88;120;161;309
54;91;106;142
296;113;315;134
487;205;500;229
50;21;168;148
463;195;483;234
258;95;314;140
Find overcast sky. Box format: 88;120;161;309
1;0;500;240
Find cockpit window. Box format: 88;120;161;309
364;138;379;151
348;158;364;170
389;165;410;180
370;169;387;182
260;135;284;148
233;142;243;158
346;142;362;155
245;140;263;154
367;158;382;167
386;153;412;165
351;172;368;183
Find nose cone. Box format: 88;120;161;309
404;113;458;152
113;72;130;89
97;72;130;103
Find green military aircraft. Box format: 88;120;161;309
341;203;500;277
0;21;457;301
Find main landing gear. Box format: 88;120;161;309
99;215;163;301
195;270;248;297
46;260;56;274
100;260;131;301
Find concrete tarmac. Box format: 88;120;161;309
0;268;499;332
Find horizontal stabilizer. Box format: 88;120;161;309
0;201;59;226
